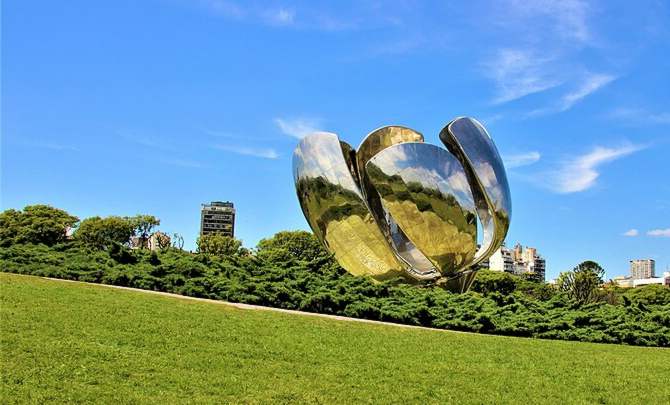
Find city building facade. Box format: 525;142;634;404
614;272;670;288
200;201;235;237
630;259;655;279
488;243;546;282
129;231;171;250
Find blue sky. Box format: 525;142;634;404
2;0;669;280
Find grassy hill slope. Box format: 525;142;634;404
2;273;669;404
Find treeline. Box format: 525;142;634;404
1;205;669;347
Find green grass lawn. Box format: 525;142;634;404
2;273;669;404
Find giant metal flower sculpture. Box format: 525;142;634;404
292;117;511;292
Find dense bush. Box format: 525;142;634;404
1;205;668;347
1;239;668;347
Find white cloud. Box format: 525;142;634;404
196;2;359;31
622;229;639;237
647;229;670;237
214;144;279;159
487;48;563;104
483;1;614;110
198;0;245;19
506;0;591;44
274;117;324;139
558;73;616;112
528;73;617;116
608;108;670;125
503;151;541;168
546;144;644;193
263;8;295;26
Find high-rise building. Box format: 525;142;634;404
489;243;546;282
489;245;514;273
200;201;235;237
630;259;655;280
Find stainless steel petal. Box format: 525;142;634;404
292;132;407;281
366;142;478;277
355;126;439;280
439;117;511;266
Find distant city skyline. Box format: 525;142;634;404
2;1;669;281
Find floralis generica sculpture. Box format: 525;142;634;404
292;117;511;292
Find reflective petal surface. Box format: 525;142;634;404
292;117;511;292
440;117;511;266
366;142;478;276
293;132;406;281
356;126;438;279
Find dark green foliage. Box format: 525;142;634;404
557;261;605;304
257;230;329;262
1;207;668;347
0;205;79;247
623;284;670;306
75;216;135;249
196;233;243;256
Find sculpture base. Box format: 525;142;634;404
435;270;478;293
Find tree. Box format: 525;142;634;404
129;215;160;249
75;216;135;249
557;260;605;305
0;205;79;247
197;233;243;256
256;230;328;262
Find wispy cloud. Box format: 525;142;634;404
196;1;357;30
214;144;279;159
505;0;592;44
202;128;277;141
528;73;617;116
118;131;174;151
487;48;563;104
274;117;324;139
647;228;670;237
503;151;541;168
622;229;639;237
198;0;245;19
558;73;616;112
482;1;615;111
544;143;644;193
608;108;670;125
262;8;295;26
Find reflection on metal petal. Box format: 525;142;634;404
366;142;477;276
292;117;511;293
293;132;407;281
440;117;511;266
357;126;438;280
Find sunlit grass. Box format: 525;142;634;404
2;273;669;404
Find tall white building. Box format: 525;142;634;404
489;246;514;273
630;259;655;279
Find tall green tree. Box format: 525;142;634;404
197;233;243;256
557;260;605;305
0;205;79;247
75;216;135;249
